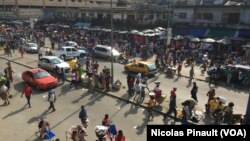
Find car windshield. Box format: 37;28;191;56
50;58;63;64
29;43;37;47
147;64;156;70
34;71;50;79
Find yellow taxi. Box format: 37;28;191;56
124;61;158;75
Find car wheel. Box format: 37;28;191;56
36;85;40;90
60;55;66;61
80;53;85;58
38;54;42;60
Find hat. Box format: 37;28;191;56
155;81;160;85
149;92;155;97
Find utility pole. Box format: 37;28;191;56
110;0;114;85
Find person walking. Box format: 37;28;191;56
19;45;25;58
6;62;14;82
188;65;195;83
21;84;32;108
69;69;77;89
177;62;182;78
61;67;66;84
79;105;88;128
48;89;56;112
163;94;177;120
191;82;198;102
145;95;155;120
207;88;215;104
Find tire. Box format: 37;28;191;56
36;85;40;90
38;54;42;60
80;53;85;58
60;55;66;61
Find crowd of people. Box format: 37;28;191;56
1;21;249;140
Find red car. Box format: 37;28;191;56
22;68;58;90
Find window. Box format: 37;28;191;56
72;48;77;51
178;13;187;19
79;0;82;2
71;0;75;2
203;13;213;21
58;0;62;2
66;48;71;52
196;13;202;19
90;1;93;4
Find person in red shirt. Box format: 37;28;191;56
115;130;125;141
21;84;32;108
102;114;110;127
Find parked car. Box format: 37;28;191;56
38;46;86;60
93;45;120;61
61;41;78;48
38;56;70;73
124;61;158;76
24;42;38;53
22;68;58;90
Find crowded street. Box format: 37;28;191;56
0;19;250;141
0;40;249;140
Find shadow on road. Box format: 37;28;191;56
135;110;150;135
2;104;28;119
124;104;139;117
71;90;91;104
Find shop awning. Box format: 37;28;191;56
189;28;208;37
207;28;236;38
238;29;250;38
172;28;189;36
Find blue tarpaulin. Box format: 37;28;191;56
238;29;250;38
189;28;208;37
172;28;189;36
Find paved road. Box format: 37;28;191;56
0;58;180;141
1;50;248;117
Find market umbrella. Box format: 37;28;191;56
184;35;196;40
172;35;184;40
201;38;215;43
242;44;250;48
216;38;232;45
190;37;200;43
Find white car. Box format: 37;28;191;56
24;43;38;53
38;56;70;73
61;41;78;48
93;45;120;61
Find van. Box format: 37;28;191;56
93;45;120;61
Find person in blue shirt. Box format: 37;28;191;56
79;105;88;128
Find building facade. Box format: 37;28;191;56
0;0;250;29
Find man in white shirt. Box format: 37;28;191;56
48;89;56;112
